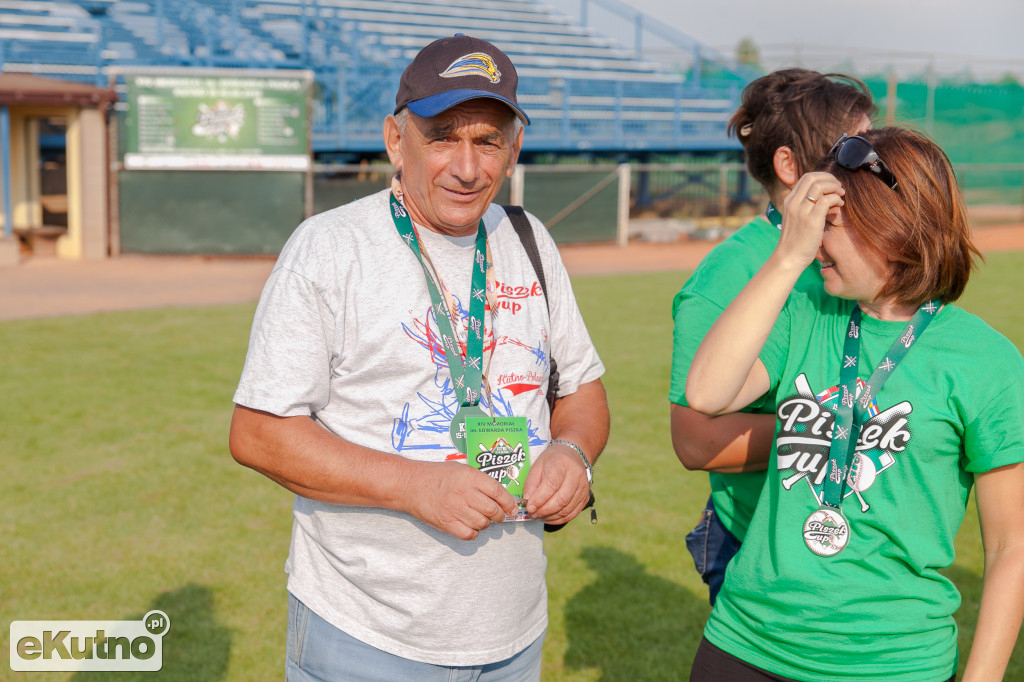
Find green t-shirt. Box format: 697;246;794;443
669;215;823;540
705;294;1024;681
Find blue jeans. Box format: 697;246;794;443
685;496;742;606
286;593;545;681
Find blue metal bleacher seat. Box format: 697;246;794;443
0;0;749;153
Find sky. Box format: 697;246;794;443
617;0;1024;78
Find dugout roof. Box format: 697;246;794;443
0;73;116;108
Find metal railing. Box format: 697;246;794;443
545;0;759;88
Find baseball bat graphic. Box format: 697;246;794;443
780;375;828;491
865;401;912;424
847;453;878;512
840;402;910;511
782;470;810;489
794;374;816;399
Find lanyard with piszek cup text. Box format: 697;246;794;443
389;193;489;454
803;299;941;557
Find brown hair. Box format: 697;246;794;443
729;69;875;191
818;127;981;305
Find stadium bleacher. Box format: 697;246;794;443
0;0;103;81
0;0;752;155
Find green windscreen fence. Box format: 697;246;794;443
119;171;305;255
117;77;1024;254
312;168;620;245
523;169;619;244
115;69;312;255
311;173;512;216
863;77;1024;205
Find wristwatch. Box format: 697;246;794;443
549;439;592;485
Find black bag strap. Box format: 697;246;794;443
503;205;549;305
503;204;558;411
503;205;594;532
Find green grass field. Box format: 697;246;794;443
2;252;1023;681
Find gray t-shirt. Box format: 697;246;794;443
234;189;604;666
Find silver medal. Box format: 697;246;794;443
449;405;489;455
803;507;850;557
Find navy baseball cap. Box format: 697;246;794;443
394;34;530;125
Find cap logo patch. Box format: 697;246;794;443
439;52;501;83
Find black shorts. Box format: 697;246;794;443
689;636;956;682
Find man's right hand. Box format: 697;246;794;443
402;461;518;540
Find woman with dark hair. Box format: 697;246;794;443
670;69;875;605
685;127;1024;681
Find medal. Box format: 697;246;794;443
449;405;489;455
803;506;850;556
799;300;940;556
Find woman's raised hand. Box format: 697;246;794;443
778;172;845;269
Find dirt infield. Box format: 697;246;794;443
1;222;1023;321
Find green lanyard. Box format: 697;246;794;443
822;299;941;508
766;201;783;229
389;193;488;409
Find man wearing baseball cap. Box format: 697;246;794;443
230;34;608;680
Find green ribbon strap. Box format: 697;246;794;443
821;299;941;508
389;193;488;408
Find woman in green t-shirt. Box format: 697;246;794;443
670;68;875;606
686;127;1024;681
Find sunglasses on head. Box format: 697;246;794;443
828;134;899;190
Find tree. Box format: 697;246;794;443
736;37;761;70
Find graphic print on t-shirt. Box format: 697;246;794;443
492;278;550;396
492;279;545;316
776;373;912;511
493;329;549;396
392;294;545;458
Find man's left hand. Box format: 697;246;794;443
521;443;591;524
